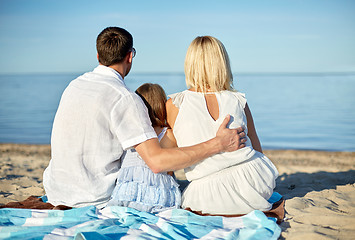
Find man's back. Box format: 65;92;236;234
43;65;156;208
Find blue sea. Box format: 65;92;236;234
0;72;354;152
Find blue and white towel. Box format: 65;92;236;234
0;205;280;239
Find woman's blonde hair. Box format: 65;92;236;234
136;83;169;128
184;36;233;92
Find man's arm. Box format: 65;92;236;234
135;115;246;173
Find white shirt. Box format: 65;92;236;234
43;65;157;208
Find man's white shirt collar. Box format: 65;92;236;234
93;65;125;83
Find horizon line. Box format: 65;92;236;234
1;70;355;77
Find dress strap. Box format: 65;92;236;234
157;127;168;142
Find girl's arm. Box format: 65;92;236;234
160;129;177;149
245;103;263;153
160;129;177;176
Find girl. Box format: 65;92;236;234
166;36;279;216
107;83;181;212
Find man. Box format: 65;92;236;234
43;27;246;208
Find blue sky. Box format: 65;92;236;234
0;0;354;74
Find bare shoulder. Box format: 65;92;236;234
166;98;179;129
166;98;178;112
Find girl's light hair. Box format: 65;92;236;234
184;36;233;92
136;83;169;128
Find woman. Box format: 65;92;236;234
166;36;279;216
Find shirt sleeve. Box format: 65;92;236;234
168;91;185;108
232;91;247;108
110;93;157;150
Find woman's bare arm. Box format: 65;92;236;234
245;103;263;153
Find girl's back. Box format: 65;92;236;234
108;83;181;213
107;127;181;212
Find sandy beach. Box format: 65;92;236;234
0;143;354;239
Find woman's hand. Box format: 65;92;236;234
216;115;246;152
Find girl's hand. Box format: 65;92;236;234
216;115;246;152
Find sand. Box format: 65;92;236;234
0;144;354;239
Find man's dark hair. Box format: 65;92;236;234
96;27;133;66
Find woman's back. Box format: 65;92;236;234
169;89;278;215
170;90;256;181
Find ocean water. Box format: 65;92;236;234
0;72;354;152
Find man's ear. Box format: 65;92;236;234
97;53;100;62
127;52;133;64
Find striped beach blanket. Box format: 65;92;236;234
0;205;280;239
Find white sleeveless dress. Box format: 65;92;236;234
107;127;181;212
169;90;278;215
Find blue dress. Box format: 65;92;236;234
107;128;181;212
